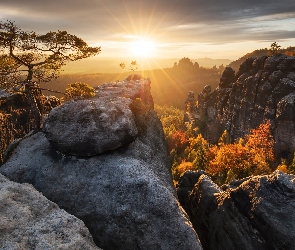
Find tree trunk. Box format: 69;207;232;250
25;82;42;131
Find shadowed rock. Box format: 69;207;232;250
187;55;295;158
176;170;206;209
185;171;295;250
0;173;100;250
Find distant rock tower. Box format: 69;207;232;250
184;91;197;125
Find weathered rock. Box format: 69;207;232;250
176;170;206;209
219;67;235;88
125;74;143;81
188;55;295;159
0;173;100;250
185;171;295;250
1;79;202;250
184;91;197;125
44;97;138;156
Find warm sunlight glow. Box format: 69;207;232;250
129;39;156;58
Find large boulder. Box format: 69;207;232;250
185;171;295;250
0;173;99;250
44;97;138;156
1;79;202;250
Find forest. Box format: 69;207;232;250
41;57;223;109
155;105;295;186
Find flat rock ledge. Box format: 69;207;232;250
0;173;100;250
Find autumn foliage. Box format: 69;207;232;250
155;105;279;186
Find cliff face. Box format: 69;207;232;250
1;78;202;250
189;55;295;158
178;170;295;250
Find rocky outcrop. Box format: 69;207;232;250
44;98;138;156
188;55;295;158
182;171;295;250
176;170;206;210
0;173;100;249
1;79;202;250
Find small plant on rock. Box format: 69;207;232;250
62;82;95;101
269;42;281;56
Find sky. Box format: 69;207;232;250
1;0;295;61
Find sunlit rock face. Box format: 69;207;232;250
0;173;100;250
188;55;295;158
178;170;295;250
1;79;202;250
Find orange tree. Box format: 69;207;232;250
245;120;275;175
207;121;274;184
207;140;251;184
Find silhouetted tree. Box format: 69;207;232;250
178;57;194;68
0;20;101;130
269;42;281;56
120;60;138;72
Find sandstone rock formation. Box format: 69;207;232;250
178;171;295;250
187;55;295;158
44;98;138;156
1;79;202;250
0;173;100;250
176;170;206;210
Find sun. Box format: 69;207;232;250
129;39;156;58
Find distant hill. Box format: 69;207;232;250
42;58;223;109
228;46;295;72
61;57;232;74
192;57;232;68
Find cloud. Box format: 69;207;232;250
0;0;295;57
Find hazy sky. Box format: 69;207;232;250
1;0;295;60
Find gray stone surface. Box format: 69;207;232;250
0;173;100;250
1;79;202;250
44;97;138;156
176;170;206;209
185;171;295;250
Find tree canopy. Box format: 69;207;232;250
0;20;101;130
0;20;101;87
